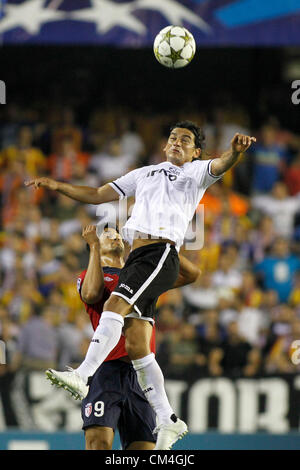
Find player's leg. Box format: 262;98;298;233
123;317;187;449
85;426;114;450
75;295;131;384
124;317;175;424
46;295;130;396
81;362;122;450
117;357;157;450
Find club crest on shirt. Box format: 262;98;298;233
85;403;93;418
168;166;181;176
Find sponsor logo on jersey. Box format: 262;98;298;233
85;403;93;418
143;386;154;393
146;168;178;181
104;276;114;282
120;283;134;294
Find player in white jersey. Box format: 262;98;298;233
25;120;256;449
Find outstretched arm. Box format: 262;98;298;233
210;133;256;176
172;254;201;289
80;225;105;304
24;178;119;204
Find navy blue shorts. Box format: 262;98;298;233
81;359;157;450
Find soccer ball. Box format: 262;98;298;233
153;25;196;69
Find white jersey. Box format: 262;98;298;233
109;159;222;250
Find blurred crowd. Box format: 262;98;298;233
0;103;300;386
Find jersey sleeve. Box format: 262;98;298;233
77;271;86;298
108;167;141;199
193;159;224;190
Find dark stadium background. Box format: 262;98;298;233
0;46;298;130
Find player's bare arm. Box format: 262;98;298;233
24;178;119;204
172;254;201;289
210;133;256;176
81;225;105;304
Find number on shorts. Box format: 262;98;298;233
94;401;104;417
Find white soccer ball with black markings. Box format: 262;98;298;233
153;25;196;69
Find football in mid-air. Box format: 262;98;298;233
153;25;196;69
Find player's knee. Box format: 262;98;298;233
85;428;112;450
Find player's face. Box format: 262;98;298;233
164;128;201;166
99;228;125;255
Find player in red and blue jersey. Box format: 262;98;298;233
74;224;200;450
76;225;156;450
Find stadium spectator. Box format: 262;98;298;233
88;136;137;185
235;296;269;348
249;123;287;194
36;242;62;297
0;125;46;177
250;215;277;263
48;136;90;181
24;206;51;243
164;323;204;380
254;237;300;303
251;181;300;238
156;304;182;337
51;107;83;154
220;321;262;377
12;305;58;371
189;225;220;274
4;279;44;324
264;305;298;374
284;151;300;196
182;271;219;313
289;271;300;307
57;313;93;370
0;104;22;150
118;116;146;160
212;252;243;292
197;314;225;377
239;270;263;308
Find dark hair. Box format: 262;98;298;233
170;120;206;151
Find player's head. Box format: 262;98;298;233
164;120;205;166
98;226;125;257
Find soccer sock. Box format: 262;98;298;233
132;352;177;426
76;311;124;384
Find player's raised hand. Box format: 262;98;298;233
24;177;58;190
82;225;99;245
231;133;256;153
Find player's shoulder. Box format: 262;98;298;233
183;158;210;174
126;164;154;180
